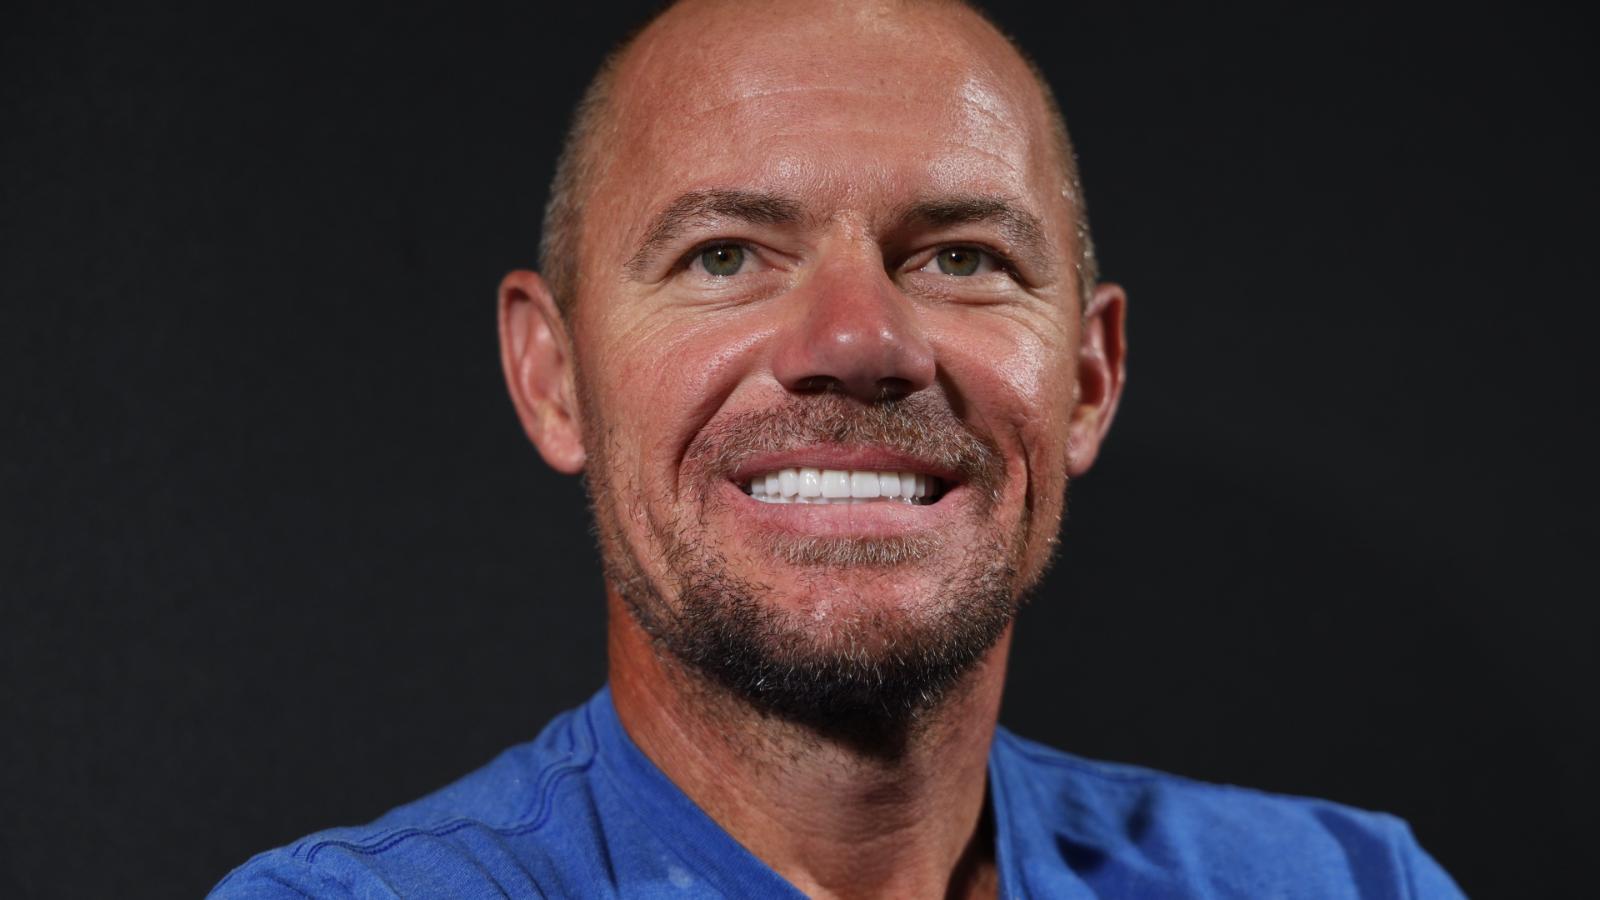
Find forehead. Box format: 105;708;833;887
590;0;1065;240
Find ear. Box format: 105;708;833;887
1065;281;1128;477
498;270;586;474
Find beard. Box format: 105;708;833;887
585;392;1048;739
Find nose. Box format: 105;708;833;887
770;261;937;402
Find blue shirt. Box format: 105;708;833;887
212;687;1463;898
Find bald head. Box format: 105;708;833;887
538;0;1097;317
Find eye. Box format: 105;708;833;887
923;246;999;277
695;244;746;277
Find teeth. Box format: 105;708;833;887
744;468;944;504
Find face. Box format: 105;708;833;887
503;0;1125;725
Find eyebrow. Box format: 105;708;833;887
895;195;1056;278
625;189;806;277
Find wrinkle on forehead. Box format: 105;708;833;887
957;75;1022;132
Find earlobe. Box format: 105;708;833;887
1065;281;1128;477
498;270;587;474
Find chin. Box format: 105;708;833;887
745;573;964;634
617;521;1022;730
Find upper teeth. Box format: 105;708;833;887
745;468;940;504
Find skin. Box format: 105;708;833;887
499;1;1127;897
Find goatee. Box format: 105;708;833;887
588;393;1042;746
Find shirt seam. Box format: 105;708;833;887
299;716;599;865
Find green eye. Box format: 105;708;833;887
935;247;984;276
699;245;745;277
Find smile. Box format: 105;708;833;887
742;467;945;505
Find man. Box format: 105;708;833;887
214;0;1463;896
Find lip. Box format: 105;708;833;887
715;480;970;539
726;447;964;487
713;447;971;540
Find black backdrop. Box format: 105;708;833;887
2;1;1595;897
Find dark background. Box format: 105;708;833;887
2;0;1594;896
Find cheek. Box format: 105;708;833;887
931;308;1079;468
579;306;779;489
930;308;1078;581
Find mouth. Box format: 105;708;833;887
740;467;946;505
717;449;972;541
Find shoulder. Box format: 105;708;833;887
209;707;603;900
991;728;1463;898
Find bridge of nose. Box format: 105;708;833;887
768;244;936;402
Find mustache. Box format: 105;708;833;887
685;393;1005;498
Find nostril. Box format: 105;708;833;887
874;377;915;402
794;375;846;394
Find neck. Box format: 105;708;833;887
607;591;1008;900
